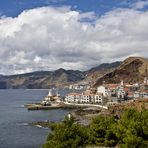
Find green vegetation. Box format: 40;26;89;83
43;108;148;148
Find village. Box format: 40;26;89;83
40;77;148;108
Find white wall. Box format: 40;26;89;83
97;86;107;97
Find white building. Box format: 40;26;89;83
81;90;93;103
41;89;53;105
117;88;125;99
140;90;148;98
94;93;103;103
97;86;109;97
65;89;104;104
144;77;148;85
106;84;118;97
134;91;140;98
65;92;81;103
117;80;129;100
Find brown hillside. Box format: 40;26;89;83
94;57;148;87
108;98;148;118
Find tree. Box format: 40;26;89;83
43;115;89;148
43;108;148;148
115;108;148;148
89;115;117;147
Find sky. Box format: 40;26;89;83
0;0;148;74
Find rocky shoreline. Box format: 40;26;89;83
29;107;106;128
28;99;148;128
25;102;106;110
25;101;108;128
29;120;54;128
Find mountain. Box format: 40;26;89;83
94;57;148;87
82;62;121;85
86;62;121;74
0;69;85;89
1;57;146;89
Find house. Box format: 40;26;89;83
117;86;128;100
117;88;126;100
127;92;134;99
144;77;148;85
65;89;104;104
134;91;140;98
140;90;148;98
106;84;118;97
81;90;93;103
117;80;129;101
65;92;81;103
97;85;109;97
94;93;103;103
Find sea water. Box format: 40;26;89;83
0;89;71;148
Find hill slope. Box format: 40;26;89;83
84;62;121;85
94;57;148;87
86;62;121;74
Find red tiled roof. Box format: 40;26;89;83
106;84;118;89
124;88;129;92
83;90;92;95
83;92;93;96
68;92;81;96
95;93;103;95
128;92;134;96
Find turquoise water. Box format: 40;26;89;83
0;89;71;148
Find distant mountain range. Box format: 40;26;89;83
0;62;121;89
0;69;85;89
0;57;147;89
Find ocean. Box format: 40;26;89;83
0;89;71;148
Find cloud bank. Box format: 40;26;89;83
0;6;148;74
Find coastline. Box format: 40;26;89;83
28;98;148;128
25;101;108;127
25;102;108;110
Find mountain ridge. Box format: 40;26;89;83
0;61;120;89
0;57;147;89
94;56;148;87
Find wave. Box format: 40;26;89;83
34;125;49;129
16;122;28;126
20;105;25;108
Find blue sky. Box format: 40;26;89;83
0;0;147;17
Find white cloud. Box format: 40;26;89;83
0;6;148;74
131;0;148;9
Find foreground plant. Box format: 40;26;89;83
43;108;148;148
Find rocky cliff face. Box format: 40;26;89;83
94;57;148;87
